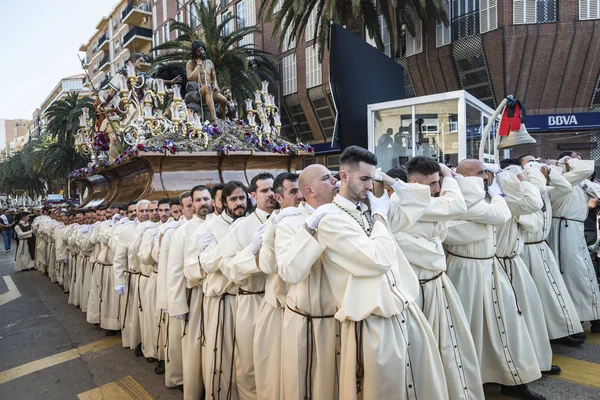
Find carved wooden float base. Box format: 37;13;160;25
74;151;311;207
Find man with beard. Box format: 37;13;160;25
112;200;149;350
167;185;213;400
212;183;225;216
445;159;544;400
390;156;484;400
274;165;340;400
138;197;172;373
169;199;182;221
518;156;585;345
305;147;448;399
195;180;248;400
546;153;600;333
185;40;227;121
253;172;303;399
158;192;193;389
215;173;276;400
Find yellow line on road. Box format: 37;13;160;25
0;336;121;385
551;354;600;388
0;276;22;306
77;375;153;400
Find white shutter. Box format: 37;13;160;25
480;0;498;32
247;0;256;26
581;0;600;19
436;0;451;47
415;18;422;53
489;0;498;30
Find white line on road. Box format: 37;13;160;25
0;276;22;306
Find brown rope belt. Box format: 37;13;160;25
182;288;192;338
287;305;336;400
496;256;523;315
445;249;495;260
238;288;265;295
120;272;133;330
419;271;444;311
211;292;236;400
552;217;585;274
197;290;206;345
524;239;547;245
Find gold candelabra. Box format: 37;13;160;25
245;81;282;143
76;107;100;162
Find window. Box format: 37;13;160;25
153;32;159;55
274;0;282;13
305;45;322;88
163;22;169;42
282;54;297;95
221;10;234;36
190;2;199;30
480;0;497;33
282;28;296;52
247;0;256;26
452;0;479;40
514;0;556;23
580;0;600;20
437;0;452;47
405;16;422;56
176;12;183;23
237;0;246;29
305;8;318;42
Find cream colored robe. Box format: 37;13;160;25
153;220;183;387
547;159;600;322
46;221;58;283
317;193;448;400
54;224;69;288
68;225;84;306
128;221;158;352
33;215;48;271
495;172;552;372
219;209;270;400
49;221;63;283
98;219;121;331
15;222;34;271
521;167;584;338
198;213;239;400
167;215;205;400
79;226;96;313
85;222;103;324
138;224;161;360
445;177;541;386
112;219;140;348
392;178;484;400
276;203;338;400
254;210;289;400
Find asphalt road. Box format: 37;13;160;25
0;240;600;399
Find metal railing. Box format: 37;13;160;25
99;73;112;89
122;2;151;21
451;11;479;42
122;26;152;46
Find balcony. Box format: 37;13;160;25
99;55;111;72
451;11;479;42
99;73;112;89
122;26;152;51
122;2;152;26
97;32;109;52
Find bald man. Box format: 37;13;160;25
275;164;340;400
445;160;544;400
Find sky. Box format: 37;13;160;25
0;0;118;120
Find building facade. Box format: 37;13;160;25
0;119;30;161
80;0;153;90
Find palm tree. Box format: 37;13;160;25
0;151;46;196
259;0;448;61
44;92;96;147
152;1;279;106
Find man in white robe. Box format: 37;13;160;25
445;159;544;400
159;193;194;389
274;165;339;400
217;173;277;400
546;154;600;333
310;146;448;400
196;181;249;400
253;172;303;400
169;187;212;400
518;158;585;345
493;161;558;376
85;208;109;325
390;156;484;400
32;210;50;272
112;201;145;349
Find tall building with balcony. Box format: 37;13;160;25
80;1;153;90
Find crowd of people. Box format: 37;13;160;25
25;146;600;400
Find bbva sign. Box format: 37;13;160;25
548;115;578;126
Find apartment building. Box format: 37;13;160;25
0;119;30;160
79;1;153;90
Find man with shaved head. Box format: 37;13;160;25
272;163;339;400
445;159;545;400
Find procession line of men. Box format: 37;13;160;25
29;146;600;400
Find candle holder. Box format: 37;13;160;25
245;83;281;145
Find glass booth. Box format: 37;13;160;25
367;90;499;172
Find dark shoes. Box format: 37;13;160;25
154;360;165;375
501;384;546;400
541;365;561;375
550;335;585;347
134;343;143;357
104;330;118;336
591;320;600;334
571;331;587;340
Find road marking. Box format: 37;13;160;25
551;354;600;388
0;276;21;306
77;375;153;400
0;336;121;385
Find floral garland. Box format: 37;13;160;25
69;118;314;179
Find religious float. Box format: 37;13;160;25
70;53;312;208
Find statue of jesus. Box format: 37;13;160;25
185;40;227;121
